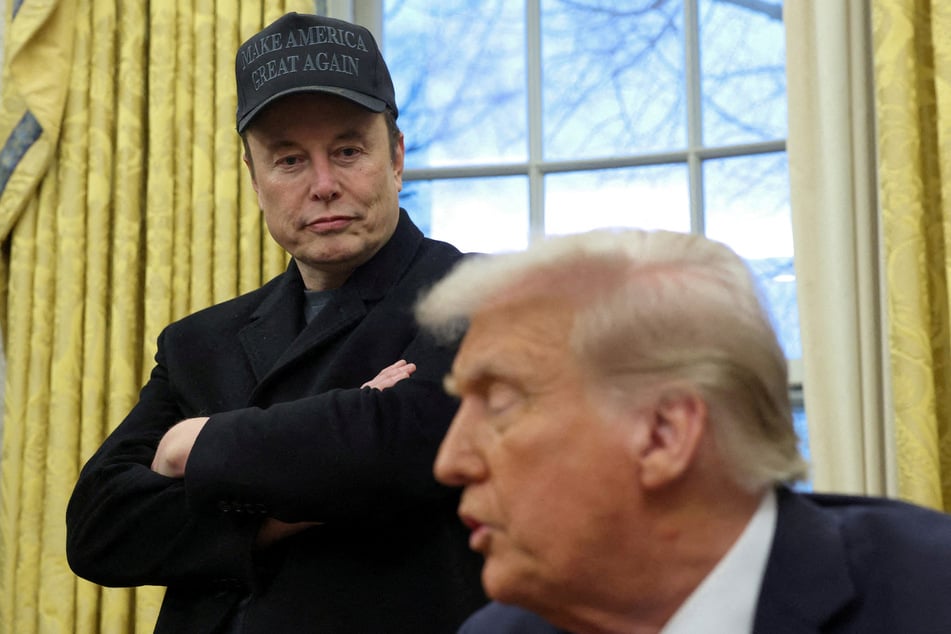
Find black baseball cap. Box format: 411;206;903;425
235;13;398;132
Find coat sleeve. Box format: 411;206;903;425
182;330;461;524
65;327;462;588
65;332;260;589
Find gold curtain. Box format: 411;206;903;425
872;0;951;511
0;0;312;632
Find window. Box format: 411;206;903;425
382;0;806;460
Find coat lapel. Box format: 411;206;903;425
237;262;307;383
752;488;856;633
237;210;425;395
264;287;367;374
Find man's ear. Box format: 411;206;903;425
393;132;405;192
636;390;707;490
242;153;259;194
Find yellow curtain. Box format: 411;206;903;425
0;0;312;632
872;0;951;511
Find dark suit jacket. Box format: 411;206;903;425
66;211;486;633
459;487;951;633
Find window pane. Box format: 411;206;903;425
702;151;792;262
545;166;690;236
700;0;786;145
384;0;528;168
793;402;810;463
401;177;529;253
542;0;686;160
703;152;799;358
792;400;811;490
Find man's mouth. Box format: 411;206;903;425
305;216;354;233
461;514;490;551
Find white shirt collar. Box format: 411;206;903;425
659;489;777;634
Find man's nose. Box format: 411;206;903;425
309;158;341;201
434;406;486;486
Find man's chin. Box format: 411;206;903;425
481;559;535;605
297;249;367;272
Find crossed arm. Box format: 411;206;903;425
150;359;417;477
149;359;418;546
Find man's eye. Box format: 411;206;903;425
278;156;301;166
486;383;521;414
338;147;360;158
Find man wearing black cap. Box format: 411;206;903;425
65;13;486;633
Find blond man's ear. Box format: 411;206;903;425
634;389;708;490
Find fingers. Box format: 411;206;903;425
150;416;210;477
362;360;417;390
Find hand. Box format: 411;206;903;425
361;359;416;390
256;518;322;548
151;416;209;478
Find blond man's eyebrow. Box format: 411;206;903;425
443;375;459;397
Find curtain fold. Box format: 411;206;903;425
0;1;312;632
788;0;951;511
785;1;896;496
871;0;951;511
0;0;77;239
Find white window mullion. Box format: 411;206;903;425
526;0;545;243
685;0;705;236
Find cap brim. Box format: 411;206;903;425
237;86;388;132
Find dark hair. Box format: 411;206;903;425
382;108;402;163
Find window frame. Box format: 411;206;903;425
389;1;788;240
355;0;799;385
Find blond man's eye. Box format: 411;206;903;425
486;383;521;415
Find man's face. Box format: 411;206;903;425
244;93;404;289
435;295;645;613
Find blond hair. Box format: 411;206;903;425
417;229;807;490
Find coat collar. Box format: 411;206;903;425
752;487;856;633
238;209;424;384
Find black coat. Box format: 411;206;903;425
66;211;487;632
